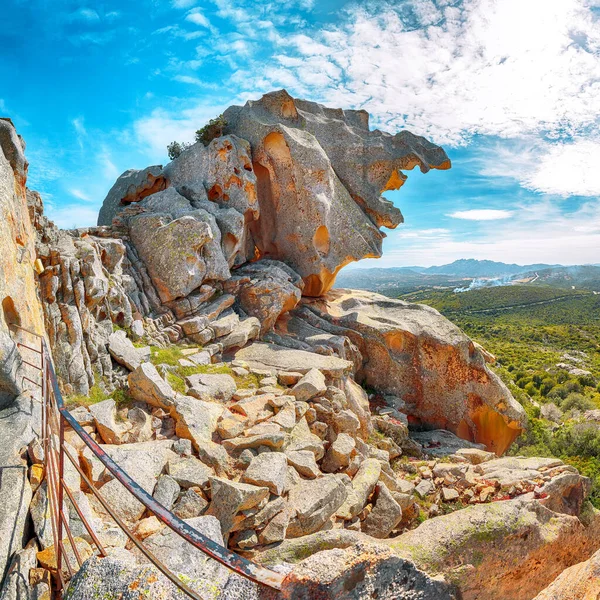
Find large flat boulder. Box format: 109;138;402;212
234;342;353;379
277;542;458;600
0;393;40;583
295;290;527;454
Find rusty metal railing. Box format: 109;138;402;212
12;325;285;599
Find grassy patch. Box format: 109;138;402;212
150;346;185;366
64;382;108;409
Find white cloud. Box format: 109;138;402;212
260;0;600;147
520;139;600;197
448;209;513;221
185;9;217;33
72;117;87;149
371;199;600;267
45;204;100;229
173;75;213;86
172;0;196;7
69;8;100;23
477;135;600;197
69;188;93;202
133;101;229;160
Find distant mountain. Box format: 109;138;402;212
335;260;600;296
417;259;558;278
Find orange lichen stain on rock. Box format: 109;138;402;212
457;418;473;442
282;293;301;314
302;256;363;297
313;225;330;255
226;174;243;189
264;131;291;161
217;141;232;161
245;181;257;206
281;97;298;119
383;169;407;192
470;403;522;456
384;331;405;353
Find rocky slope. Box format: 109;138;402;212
0;93;596;599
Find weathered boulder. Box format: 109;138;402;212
0;539;38;600
0;332;22;409
96;441;176;523
388;498;600;600
286;475;347;537
128;362;177;410
224;259;303;333
219;316;261;351
235;342;353;379
97;165;166;226
66;536;258;600
224;90;450;296
156;135;258;267
153;474;180;511
0;393;40;583
361;483;403;539
241;452;287;496
108;329;150;371
290;368;326;402
276;542;458;600
337;458;381;520
167;456;213;489
286;450;321;479
206;477;269;540
533;547;600;600
89;398;131;444
297;290;526;454
322;433;355;473
129;194;229;303
186;372;237;403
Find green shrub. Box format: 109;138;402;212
195;115;227;146
167;141;191;160
562;392;594;412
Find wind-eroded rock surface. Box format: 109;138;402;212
224;90;451;296
290;289;527;454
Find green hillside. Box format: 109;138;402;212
406;284;600;505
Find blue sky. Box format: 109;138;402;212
2;0;600;267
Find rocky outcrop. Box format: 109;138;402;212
0;119;45;403
533;547;600;600
97;165;166;228
8;96;595;600
223;90;450;296
0;393;41;585
283;289;526;454
389;498;600;600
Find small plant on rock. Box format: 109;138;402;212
195;114;227;146
167;141;191;160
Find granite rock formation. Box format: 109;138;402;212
223;90;451;296
2;95;594;600
284;289;527;454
